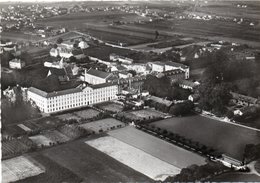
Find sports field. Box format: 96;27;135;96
86;136;180;181
108;126;205;168
2;156;45;183
151;114;260;160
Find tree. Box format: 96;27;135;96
56;37;63;44
128;70;137;77
69;56;77;62
198;82;231;115
169;101;194;116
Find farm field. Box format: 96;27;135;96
80;118;125;133
123;18;260;48
97;102;124;113
151;114;260;160
108;126;205;169
16;154;82;183
83;44;136;60
41;138;152;182
2;155;45;183
86;136;180;181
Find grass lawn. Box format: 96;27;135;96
210;172;260;182
151;114;260;160
40;137;152;182
108;126;206;168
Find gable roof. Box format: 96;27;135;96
49;68;67;76
86;68;112;79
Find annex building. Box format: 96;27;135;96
27;83;119;113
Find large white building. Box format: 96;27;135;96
27;83;119;113
150;61;190;79
9;58;25;69
110;53;133;64
83;68;113;85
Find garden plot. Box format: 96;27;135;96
29;135;54;147
56;109;100;121
43;130;70;143
17;124;32;132
80;118;124;133
86;136;180;181
2;156;45;183
98;102;124;113
74;109;100;119
56;113;81;121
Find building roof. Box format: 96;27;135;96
230;92;258;104
116;65;127;71
86;68;112;79
178;80;200;88
47;88;82;98
152;61;165;66
165;61;189;69
88;82;117;89
28;86;82;98
149;95;173;107
49;68;67;76
28;87;48;97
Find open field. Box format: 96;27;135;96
109;126;205;168
2;156;45;183
97;102;124;113
41;138;152;182
16;154;82;183
80;118;125;133
86;135;180;181
151;114;260;160
122;18;260;48
210;172;260;182
1;31;41;42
